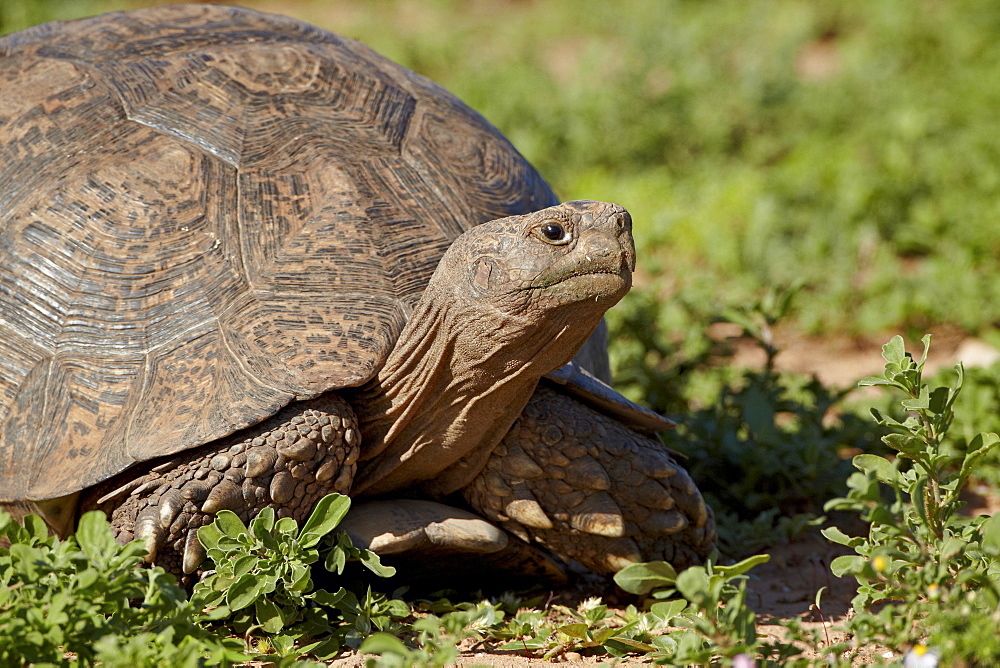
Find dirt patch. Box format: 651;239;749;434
712;322;999;388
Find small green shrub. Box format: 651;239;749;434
0;510;245;667
823;335;1000;656
0;493;404;666
194;494;401;660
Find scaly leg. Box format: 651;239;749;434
83;395;360;577
461;385;715;573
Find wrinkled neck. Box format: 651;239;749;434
350;284;593;498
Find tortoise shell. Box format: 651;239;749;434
0;5;556;502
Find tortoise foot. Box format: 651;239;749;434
83;395;360;576
461;385;716;573
340;499;569;587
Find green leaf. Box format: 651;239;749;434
959;432;1000;486
290;563;312;592
255;597;285;634
927;385;950;414
259;573;279;597
226;573;265;611
275;517;298;536
918;334;932;367
324;546;347;575
9;543;41;580
312;587;347;608
882;432;923;457
830;555;864;577
605;636;656;653
308;636;342;661
214;511;249;539
23;513;49;541
252;506;276;533
821;526;861;548
675;567;710;602
814;586;827;611
75;567;99;592
271;633;295;655
868;504;898;527
75;511;114;562
938;536;967;561
882;335;907;366
298;494;351;548
649;599;687;622
198;522;223;551
558;622;589;640
853;454;899;485
980;513;1000;557
900;385;930;411
232;554;257;579
358;548;396;578
358;632;411;657
713;553;769;578
613;560;678;595
912;476;928;522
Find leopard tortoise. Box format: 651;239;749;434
0;4;714;581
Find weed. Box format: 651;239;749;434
824;335;1000;655
0;510;245;667
195;494;401;660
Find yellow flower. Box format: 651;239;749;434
872;555;888;572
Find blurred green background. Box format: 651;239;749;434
3;0;999;345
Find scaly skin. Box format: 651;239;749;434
461;385;716;573
84;395;360;577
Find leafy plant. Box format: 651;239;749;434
0;510;245;667
643;286;874;547
194;494;400;660
612;554;781;664
823;335;1000;654
0;494;411;666
359;600;502;667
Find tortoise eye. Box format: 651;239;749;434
538;222;569;244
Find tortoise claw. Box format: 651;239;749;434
201;480;242;514
504;495;554;530
569;491;626;537
182;528;207;574
134;508;166;563
159;489;185;529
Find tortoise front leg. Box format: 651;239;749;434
83;395;360;578
461;385;716;574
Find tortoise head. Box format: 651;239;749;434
432;200;635;320
353;201;637;497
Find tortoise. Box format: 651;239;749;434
0;4;714;582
